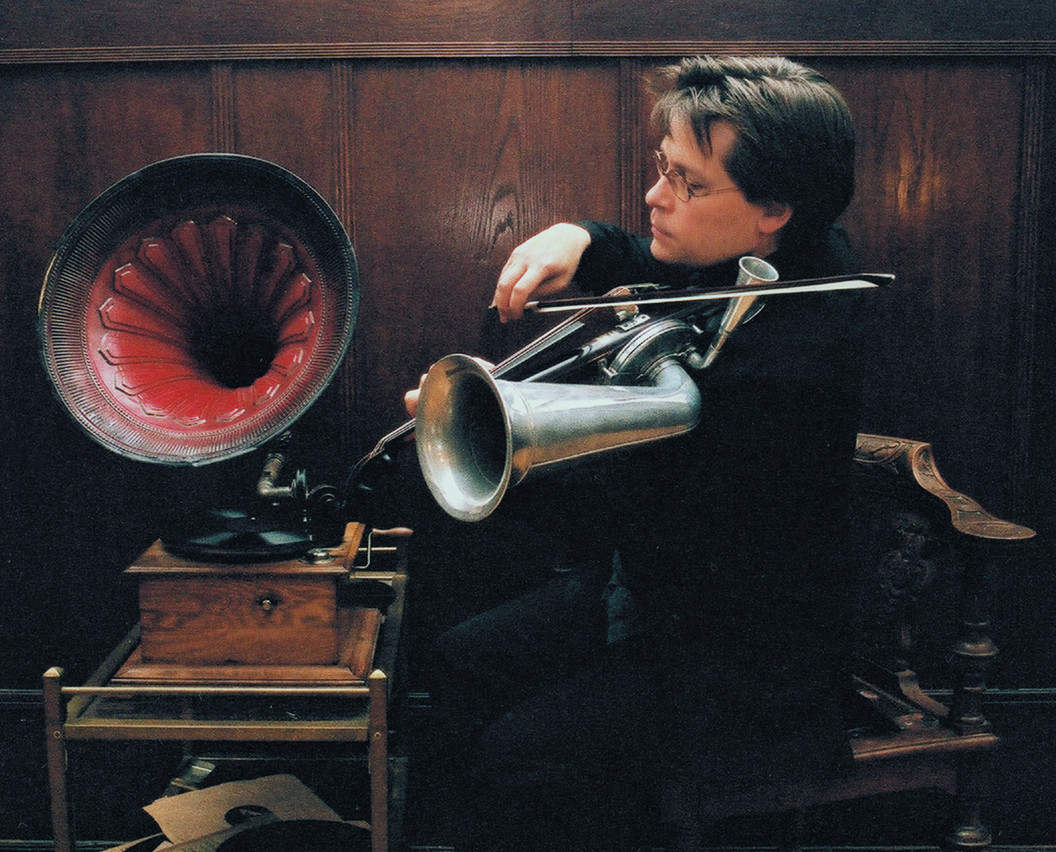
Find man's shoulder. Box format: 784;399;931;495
774;226;856;279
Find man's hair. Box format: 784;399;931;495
650;56;855;248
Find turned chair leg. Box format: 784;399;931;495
943;755;993;852
942;544;999;852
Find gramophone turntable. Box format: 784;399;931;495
37;153;387;681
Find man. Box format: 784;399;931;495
411;56;867;851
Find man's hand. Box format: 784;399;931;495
491;223;591;322
404;357;496;418
403;373;428;418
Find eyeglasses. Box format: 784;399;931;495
654;149;741;203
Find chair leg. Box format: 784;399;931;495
944;800;992;852
943;756;993;852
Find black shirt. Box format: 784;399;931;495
568;222;868;781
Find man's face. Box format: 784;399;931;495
646;117;789;267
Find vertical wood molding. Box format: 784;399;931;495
330;60;358;460
618;58;645;232
210;62;235;151
1014;60;1044;518
330;61;356;240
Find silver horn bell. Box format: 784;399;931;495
414;317;706;522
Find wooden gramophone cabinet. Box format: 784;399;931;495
44;523;409;852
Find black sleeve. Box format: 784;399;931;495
574;220;788;294
573;220;690;293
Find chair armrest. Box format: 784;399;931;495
855;434;1035;542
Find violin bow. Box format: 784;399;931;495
346;274;892;494
525;273;893;313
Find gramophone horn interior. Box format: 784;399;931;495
38;154;358;466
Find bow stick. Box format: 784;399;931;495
525;273;893;313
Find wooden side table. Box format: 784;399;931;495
43;529;408;852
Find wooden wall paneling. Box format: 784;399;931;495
825;60;1026;514
1007;59;1056;691
331;61;361;466
1029;61;1056;547
967;61;1044;692
211;63;236;151
0;64;218;684
0;65;215;243
344;59;623;455
617;57;650;233
1012;61;1045;522
0;0;573;58
228;61;336;183
571;0;1056;49
6;0;1056;61
0;55;1044;684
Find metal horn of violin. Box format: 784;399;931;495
414;256;782;522
415;323;704;524
347;259;892;523
702;255;779;367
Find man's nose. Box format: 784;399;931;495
645;174;672;208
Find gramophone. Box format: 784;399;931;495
39;153;890;681
37;154;382;681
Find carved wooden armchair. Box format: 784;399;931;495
667;433;1035;851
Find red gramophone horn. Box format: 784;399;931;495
38;154;358;466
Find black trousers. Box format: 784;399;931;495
420;570;671;852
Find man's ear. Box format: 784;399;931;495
758;202;793;237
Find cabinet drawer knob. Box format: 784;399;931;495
257;593;282;613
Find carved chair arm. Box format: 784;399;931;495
854;434;1035;543
852;433;1035;736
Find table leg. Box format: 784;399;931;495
43;667;74;852
368;669;388;852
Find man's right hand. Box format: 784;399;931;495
491;223;591;322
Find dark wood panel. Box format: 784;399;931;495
0;0;571;51
1026;62;1056;548
4;0;1056;64
344;59;623;452
827;60;1026;514
0;56;1046;685
572;0;1056;44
